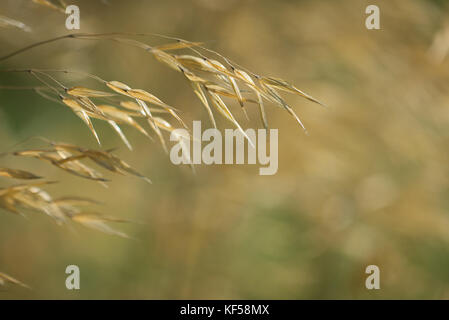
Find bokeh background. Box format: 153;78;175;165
1;0;449;299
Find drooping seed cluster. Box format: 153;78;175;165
0;29;325;289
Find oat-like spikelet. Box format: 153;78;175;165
0;180;131;238
0;168;42;180
10;140;152;185
1;69;188;152
0;272;30;289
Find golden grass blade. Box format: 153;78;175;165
260;81;308;134
83;150;152;184
0;173;126;236
175;55;217;73
151;117;195;171
0;272;30;289
203;86;257;103
70;212;130;238
32;0;65;13
205;58;229;73
181;68;209;84
261;77;326;107
192;82;217;128
0;181;65;223
203;84;235;97
207;91;255;148
53;197;101;207
122;89;175;110
151;49;183;71
12;148;109;184
234;69;268;128
14;186;67;223
97;105;153;140
73;109;102;145
105;81;168;147
66;86;115;98
0;168;42;180
44;142;150;184
12;149;53;158
61;96;104;117
256;91;268;129
126;89;187;129
119;101;168;114
53;161;109;185
135;98;155;118
115;157;151;183
107;120;133;151
0;181;57;196
80;106;150;149
97;105;141;122
204;59;246;110
78;97;105;117
0;195;20;215
164;107;187;130
106;81;132;96
176;57;251;122
228;76;244;107
53;152;111;183
119;100;145;113
137;99;168;153
0;15;32;32
155;41;204;51
228;75;248;120
61;97;83;110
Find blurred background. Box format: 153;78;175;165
1;0;449;299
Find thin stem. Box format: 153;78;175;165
0;34;74;62
1;68;106;83
33;70;67;90
0;85;46;90
34;88;63;104
0;32;154;62
29;71;61;95
34;69;107;83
